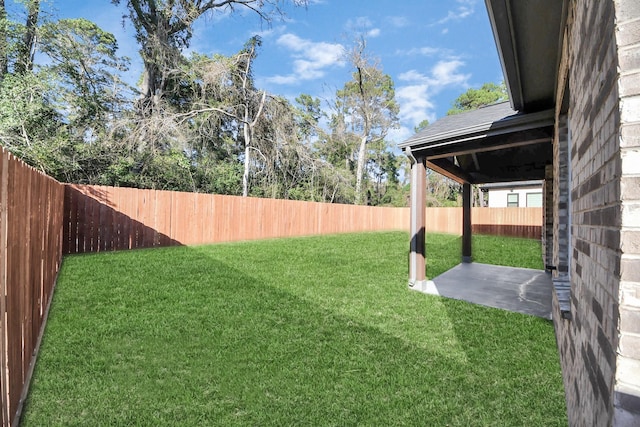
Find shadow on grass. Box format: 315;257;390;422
22;234;566;426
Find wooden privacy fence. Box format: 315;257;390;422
63;185;410;253
473;207;542;238
0;148;65;427
64;185;542;255
425;207;542;239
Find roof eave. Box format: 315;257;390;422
485;0;524;111
400;108;554;151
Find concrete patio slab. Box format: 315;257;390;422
418;263;552;319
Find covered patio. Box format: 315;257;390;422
399;102;554;316
400;101;553;280
398;0;564;316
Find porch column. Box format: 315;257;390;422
408;152;427;288
462;182;472;263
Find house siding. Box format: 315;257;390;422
552;0;640;425
486;186;543;207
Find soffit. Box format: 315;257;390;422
485;0;566;112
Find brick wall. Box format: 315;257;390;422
551;0;630;425
614;0;640;423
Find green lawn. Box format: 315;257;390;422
21;232;566;426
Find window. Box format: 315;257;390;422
526;192;543;207
507;193;519;207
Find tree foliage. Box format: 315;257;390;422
447;81;508;115
414;119;429;134
0;2;130;182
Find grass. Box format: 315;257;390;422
21;232;565;426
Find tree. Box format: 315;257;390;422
171;37;267;197
14;0;39;74
40;18;131;142
0;4;131;182
447;81;507;115
112;0;306;112
235;36;266;197
0;72;73;177
332;38;399;205
294;93;322;141
0;0;41;77
414;118;429;133
367;137;406;206
290;94;356;203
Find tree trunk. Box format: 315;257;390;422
242;119;251;197
238;40;264;198
0;0;7;79
15;0;39;75
355;134;367;205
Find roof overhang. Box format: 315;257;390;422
400;107;554;156
485;0;567;112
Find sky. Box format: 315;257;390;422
49;0;504;145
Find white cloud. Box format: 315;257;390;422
397;84;436;127
398;70;430;83
388;16;409;28
436;0;477;25
265;74;301;85
347;16;374;30
367;28;381;38
398;46;445;57
398;60;471;91
431;60;469;86
345;16;380;37
396;60;470;128
265;33;345;85
387;125;414;145
251;26;280;39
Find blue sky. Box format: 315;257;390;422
50;0;504;144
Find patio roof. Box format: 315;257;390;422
399;102;554;184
